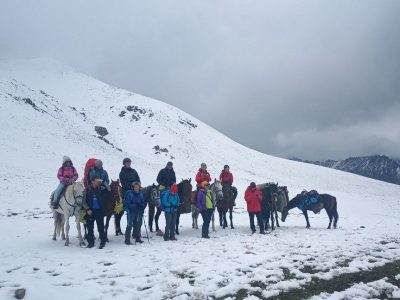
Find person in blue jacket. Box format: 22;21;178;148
89;159;110;191
124;182;146;245
161;184;180;241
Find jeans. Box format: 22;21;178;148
249;211;264;233
86;209;106;245
201;208;213;237
54;182;66;202
125;212;142;242
164;211;177;240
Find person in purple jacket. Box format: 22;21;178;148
197;181;214;239
53;156;79;209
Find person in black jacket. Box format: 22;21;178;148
156;161;176;190
119;158;141;195
83;177;106;249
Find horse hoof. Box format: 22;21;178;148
52;237;56;241
231;226;235;229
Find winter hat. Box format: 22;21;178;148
95;159;103;168
201;181;209;188
63;156;72;164
170;184;178;194
167;161;173;167
250;182;256;189
224;165;229;169
201;163;207;168
123;158;131;165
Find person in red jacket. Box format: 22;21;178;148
195;163;212;188
244;182;265;234
219;165;233;185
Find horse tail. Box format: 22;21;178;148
333;197;339;224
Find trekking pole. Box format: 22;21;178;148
142;213;150;243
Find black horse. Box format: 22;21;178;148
260;182;279;231
282;193;339;229
175;179;193;235
218;183;238;229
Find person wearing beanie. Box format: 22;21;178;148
156;161;176;191
244;182;265;234
119;158;141;196
195;163;212;189
89;159;110;191
197;181;214;238
160;183;180;241
53;156;79;209
124;182;146;245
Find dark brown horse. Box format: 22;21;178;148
217;181;238;229
83;180;124;242
104;180;124;241
175;179;193;235
259;182;279;231
282;193;339;229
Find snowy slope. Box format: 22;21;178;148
1;58;400;300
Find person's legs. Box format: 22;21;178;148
201;211;207;237
170;212;177;240
125;212;133;244
86;216;95;247
54;182;66;205
249;212;256;232
94;210;106;246
164;212;172;241
256;212;265;233
204;209;213;237
133;214;143;242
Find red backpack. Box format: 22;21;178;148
83;158;97;188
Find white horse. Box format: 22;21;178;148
51;182;85;246
191;179;223;232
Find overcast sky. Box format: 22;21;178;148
1;0;399;160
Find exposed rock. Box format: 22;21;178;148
94;126;109;137
15;288;26;299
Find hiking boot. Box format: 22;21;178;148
86;243;94;248
260;231;267;235
99;243;105;249
135;239;144;244
170;237;178;241
163;237;169;241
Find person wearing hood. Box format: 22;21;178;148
195;163;212;189
119;158;141;196
89;159;110;191
244;182;266;234
53;156;79;209
156;161;176;191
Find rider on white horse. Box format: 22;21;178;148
53;156;79;209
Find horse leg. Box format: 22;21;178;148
304;210;311;228
195;211;199;229
76;213;85;247
53;212;58;241
64;215;70;246
115;212;124;235
175;212;180;235
326;209;333;229
223;211;228;229
155;207;162;231
229;209;234;229
218;208;223;227
104;215;111;242
333;202;339;229
148;204;155;232
212;210;216;232
271;207;275;231
275;209;280;228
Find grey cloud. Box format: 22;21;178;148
1;0;399;160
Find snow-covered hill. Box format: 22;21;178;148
1;58;400;299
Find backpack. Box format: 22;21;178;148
84;158;97;188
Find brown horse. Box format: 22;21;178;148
281;193;339;229
142;184;161;233
175;179;193;235
103;180;124;242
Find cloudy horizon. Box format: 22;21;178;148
1;0;399;160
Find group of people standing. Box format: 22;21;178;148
53;156;268;249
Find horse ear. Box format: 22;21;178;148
189;178;191;183
214;178;216;183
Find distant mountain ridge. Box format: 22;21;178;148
291;155;400;185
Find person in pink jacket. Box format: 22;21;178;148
53;156;79;208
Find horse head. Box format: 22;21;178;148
178;179;193;204
210;180;223;202
281;207;288;222
150;184;160;203
72;182;85;206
